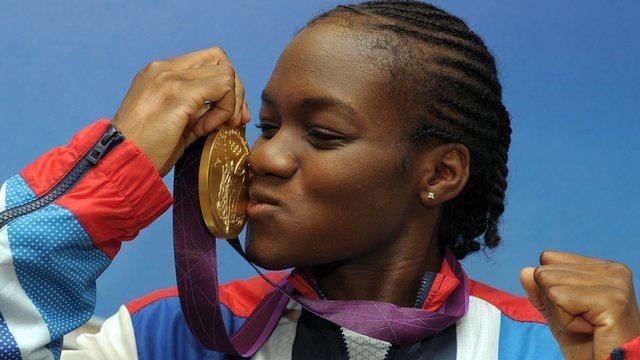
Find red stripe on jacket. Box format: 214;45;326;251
126;272;289;317
126;288;179;315
469;279;547;324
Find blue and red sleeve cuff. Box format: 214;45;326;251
611;335;640;360
19;119;173;259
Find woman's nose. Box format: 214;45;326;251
249;134;298;179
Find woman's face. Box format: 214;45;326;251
245;22;423;270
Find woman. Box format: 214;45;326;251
0;1;637;359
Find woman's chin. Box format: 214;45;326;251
244;223;322;270
244;240;293;270
244;227;295;270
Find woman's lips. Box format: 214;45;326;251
246;200;279;218
247;187;281;218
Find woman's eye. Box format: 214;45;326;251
308;130;339;140
255;123;345;146
255;123;279;138
307;129;344;142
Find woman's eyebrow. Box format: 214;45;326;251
261;90;360;123
298;96;358;119
260;91;360;125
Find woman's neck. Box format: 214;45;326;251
312;229;443;308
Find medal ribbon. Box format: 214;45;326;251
173;137;470;357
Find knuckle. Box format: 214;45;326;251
533;267;547;284
608;262;632;278
156;69;174;82
220;64;236;76
608;288;628;307
211;46;227;57
219;74;235;88
145;60;166;73
544;286;561;303
539;250;552;264
160;79;181;97
611;277;631;293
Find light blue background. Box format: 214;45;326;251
0;1;638;317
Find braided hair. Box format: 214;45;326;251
304;1;512;259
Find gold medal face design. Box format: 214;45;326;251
198;126;252;239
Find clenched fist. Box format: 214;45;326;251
520;251;640;359
112;46;251;177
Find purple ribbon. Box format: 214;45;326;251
173;137;470;357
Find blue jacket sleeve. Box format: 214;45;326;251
0;119;172;359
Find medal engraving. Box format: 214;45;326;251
199;127;252;239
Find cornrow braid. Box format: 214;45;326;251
305;0;512;259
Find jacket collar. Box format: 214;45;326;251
287;250;463;312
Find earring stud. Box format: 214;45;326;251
427;192;436;200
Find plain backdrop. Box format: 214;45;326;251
0;0;638;318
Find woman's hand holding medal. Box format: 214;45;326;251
112;46;251;177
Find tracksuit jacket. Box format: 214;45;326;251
0;119;638;360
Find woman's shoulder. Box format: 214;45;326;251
461;279;562;359
119;273;287;358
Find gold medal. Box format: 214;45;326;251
198;126;253;239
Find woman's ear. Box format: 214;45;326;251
417;143;470;208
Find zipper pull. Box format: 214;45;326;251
86;124;125;165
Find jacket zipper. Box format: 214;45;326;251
610;348;624;360
294;268;436;359
0;124;124;229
